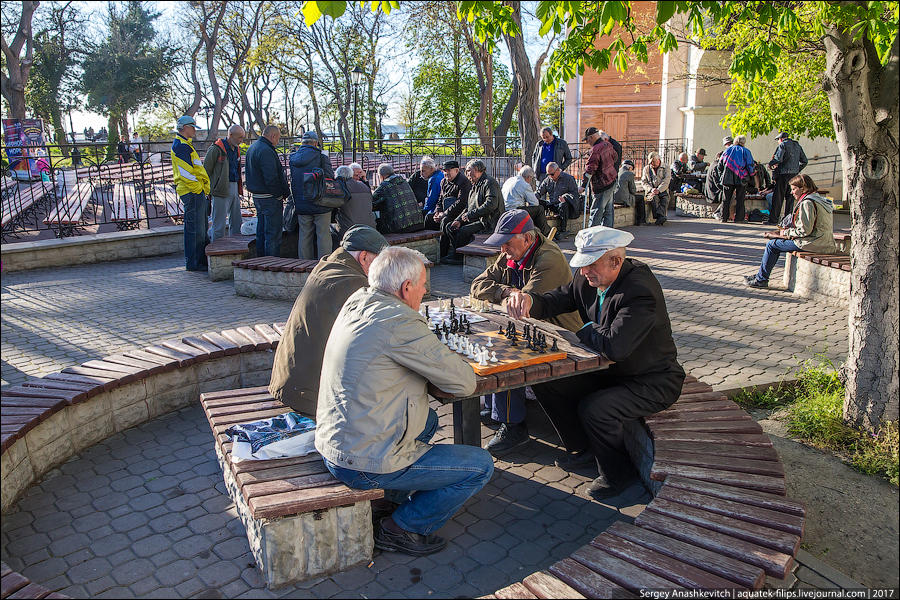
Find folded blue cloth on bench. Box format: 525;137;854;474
225;412;317;461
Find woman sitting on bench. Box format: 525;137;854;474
745;174;836;288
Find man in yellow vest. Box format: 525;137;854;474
171;115;211;271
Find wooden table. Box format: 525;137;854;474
424;298;610;447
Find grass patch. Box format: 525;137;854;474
734;359;898;486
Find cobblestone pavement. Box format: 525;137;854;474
0;214;852;597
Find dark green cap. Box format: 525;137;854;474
341;225;388;254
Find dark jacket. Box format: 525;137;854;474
768;138;808;176
471;233;583;332
528;258;685;402
465;173;503;231
613;167;638;207
268;248;369;416
334;177;377;237
372;175;424;233
245;136;289;199
531;136;573;174
439;172;472;221
536;171;580;214
608;137;623;171
407;170;429;204
289;144;335;215
669;159;690;193
582;139;618;193
203;138;243;198
704;160;723;203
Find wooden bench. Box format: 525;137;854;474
232;255;434;301
108;182;142;230
382;229;442;263
42;181;94;237
488;377;807;597
783;251;850;309
1;561;70;599
456;234;501;283
1;181;51;237
205;234;257;281
150;183;183;223
200;387;383;588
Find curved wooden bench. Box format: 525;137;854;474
205;234;257;281
1;562;70;599
783;251;850;309
488;378;807;597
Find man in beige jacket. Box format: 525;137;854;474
316;247;494;557
268;226;387;416
470;210;582;455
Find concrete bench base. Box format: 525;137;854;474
547;204;637;235
676;195;769;219
462;253;498;283
784;253;850;309
214;443;374;588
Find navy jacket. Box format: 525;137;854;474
245;137;289;199
529;258;685;402
289;145;335;215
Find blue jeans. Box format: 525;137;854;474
181;192;208;270
588;186;616;228
253;196;283;257
756;238;800;282
324;408;494;535
483;387;527;424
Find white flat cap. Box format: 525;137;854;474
570;226;634;268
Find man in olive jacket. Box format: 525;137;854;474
268;226;388;416
506;226;685;501
203;124;245;241
471;210;582;455
316;247;494;557
440;159;502;264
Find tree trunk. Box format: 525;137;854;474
49;104;69;159
504;2;541;163
1;0;38;120
822;24;899;430
105;115;119;162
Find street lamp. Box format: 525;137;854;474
351;66;364;162
556;85;566;139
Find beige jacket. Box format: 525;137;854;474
315;288;476;474
269;249;369;416
783;193;836;253
470;233;583;333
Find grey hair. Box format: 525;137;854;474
466;159;486;173
368;246;426;295
679;152;689;161
598;130;610;140
262;124;280;138
546;161;559;172
647;151;661;162
228;124;244;135
378;163;395;178
176;123;189;133
541;126;553;135
518;166;535;180
517;229;537;244
734;135;747;146
601;247;627;263
335;165;353;179
420;156;436;169
349;162;363;171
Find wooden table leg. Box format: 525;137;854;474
453;396;481;446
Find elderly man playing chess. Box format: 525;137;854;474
316;246;494;557
470;209;582;455
506;226;685;500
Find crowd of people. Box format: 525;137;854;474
166;116;829;557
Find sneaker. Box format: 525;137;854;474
554;449;596;471
484;422;530;455
744;274;758;283
587;469;640;501
745;277;768;288
655;217;667;226
374;520;447;556
480;409;501;430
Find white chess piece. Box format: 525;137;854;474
490;351;498;363
441;330;447;344
448;334;456;350
467;344;476;359
485;337;493;348
479;349;489;366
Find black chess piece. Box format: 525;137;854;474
523;324;530;339
525;336;533;351
510;334;518;347
540;333;547;349
425;305;429;319
499;324;505;335
550;338;558;352
465;322;472;335
450;298;455;308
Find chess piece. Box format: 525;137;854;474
490;351;498;363
540;333;547;349
485;337;493;348
523;324;530;339
425;305;429;319
510;334;518;347
550;338;558;352
479;349;488;367
465;322;472;335
499;324;505;335
441;330;447;344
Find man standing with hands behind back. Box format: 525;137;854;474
171;115;210;271
245;125;290;257
505;226;685;500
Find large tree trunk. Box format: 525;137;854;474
504;2;541;163
1;0;38;119
822;23;899;430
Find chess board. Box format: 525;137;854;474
425;308;489;327
441;328;567;376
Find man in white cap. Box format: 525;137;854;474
506;226;685;500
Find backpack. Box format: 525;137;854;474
302;168;348;208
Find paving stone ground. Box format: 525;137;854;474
0;214;853;597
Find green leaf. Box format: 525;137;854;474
316;1;347;19
657;1;677;24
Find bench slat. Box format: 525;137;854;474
161;340;210;361
235;460;329;488
7;582;52;599
657;400;740;413
654;440;779;462
605;521;765;590
200;332;241;355
211;409;291;435
236;326;271;350
0;396;68;413
657;487;803;536
181;336;226;359
248;484;383;519
648;420;763;434
634;510;792;578
548;558;634;599
102;353;169;376
206;400;286;418
570;545;686;592
253;324;282;345
654;450;785;476
121;349;178;370
143;345;195;367
678;382;715;394
651;461;786;494
494;582;539;599
220;329;256;352
673;391;729;403
241;472;339;503
203;392;278;410
0;572;29;598
590;532;743;590
41;373;108;397
646;409;752;424
652;431;774;447
521;571;585;599
663;475;806;517
200;386;269;401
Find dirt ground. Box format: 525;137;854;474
752;410;899;590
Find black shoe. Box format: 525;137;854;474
554;449;595;471
655;217;667;226
745;277;768;288
374;520;447;556
484;422;530;456
587;469;640;501
480;409;501;430
441;254;463;265
744;274;758;283
187;265;208;272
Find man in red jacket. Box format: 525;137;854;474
579;127;619;228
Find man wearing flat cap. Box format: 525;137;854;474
506;226;685;500
428;161;471;235
269;225;388;416
470;210;582;455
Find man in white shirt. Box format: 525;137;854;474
130;132;143;163
502;166;549;236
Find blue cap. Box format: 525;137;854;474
177;115;198;128
485;209;534;246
